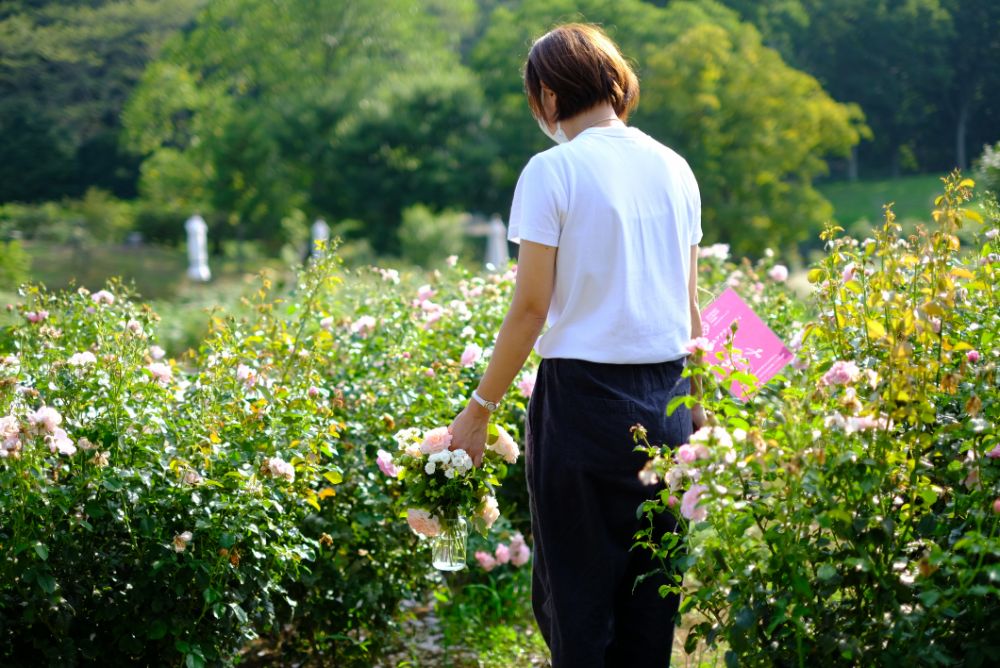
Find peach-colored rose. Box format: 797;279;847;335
420;426;452;455
477;495;500;530
487;426;519;464
406;509;441;537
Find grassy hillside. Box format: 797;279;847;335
818;174;943;227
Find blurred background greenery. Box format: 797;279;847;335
1;0;998;300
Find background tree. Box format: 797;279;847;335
473;0;866;254
124;0;487;252
718;0;1000;176
937;0;1000;171
0;0;204;202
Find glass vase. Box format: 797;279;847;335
431;517;468;571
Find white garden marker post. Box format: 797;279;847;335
185;214;211;282
484;214;510;271
311;218;330;256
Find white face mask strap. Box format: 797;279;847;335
537;117;568;145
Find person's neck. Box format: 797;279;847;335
560;103;623;141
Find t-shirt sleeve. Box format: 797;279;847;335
507;155;564;247
687;165;703;245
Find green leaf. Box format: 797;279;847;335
36;573;56;594
33;543;49;561
918;590;940;608
323;469;343;485
667;394;695;415
148;620;168;640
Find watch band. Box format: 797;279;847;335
471;389;499;413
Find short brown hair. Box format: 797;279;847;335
524;23;639;122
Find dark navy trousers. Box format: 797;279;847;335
526;357;691;668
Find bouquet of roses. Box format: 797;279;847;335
378;423;520;570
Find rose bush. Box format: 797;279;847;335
639;174;1000;666
0;247;533;666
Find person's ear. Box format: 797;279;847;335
541;85;558;121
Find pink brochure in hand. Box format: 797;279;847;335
700;288;794;399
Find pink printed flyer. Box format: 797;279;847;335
700;288;794;399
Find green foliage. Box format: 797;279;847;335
0;241;534;665
398;205;469;269
0;0;205;202
0;189;136;244
637;16;867;255
640;173;1000;665
0;241;29;290
124;0;490;251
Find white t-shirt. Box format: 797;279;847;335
507;125;701;364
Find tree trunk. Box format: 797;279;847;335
956;100;969;171
848;145;858;182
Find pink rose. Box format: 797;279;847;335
68;351;97;366
987;444;1000;459
510;533;531;566
768;265;789;282
424;368;435;377
675;443;710;463
685;337;714;355
667;495;679;508
406;509;441;537
46;427;76;456
446;255;459;267
460;343;482;368
486;426;520;464
842;263;856;282
236;364;258;388
494;543;510;565
420;426;452;455
964;469;980;489
680;484;708;522
699;244;730;261
351;315;377;337
149;345;166;360
27;406;62;434
967;350;981;363
993;498;1000;515
264;456;295;482
475;550;497;571
422;302;443;328
25;311;48;323
416;284;435;302
146;362;173;384
376;449;399;477
820;360;861;386
518;371;536;398
91;290;115;305
307;386;320;398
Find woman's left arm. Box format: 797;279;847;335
449;240;557;465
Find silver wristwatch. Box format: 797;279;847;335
471;389;499;413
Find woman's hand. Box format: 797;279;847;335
448;402;491;467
